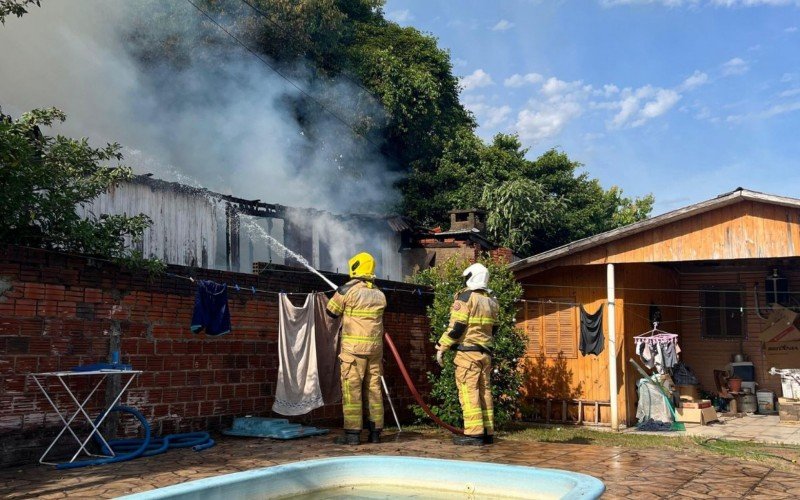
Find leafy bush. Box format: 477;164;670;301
412;256;526;429
0;107;157;267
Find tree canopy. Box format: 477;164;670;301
0;108;154;262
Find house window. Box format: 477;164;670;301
524;299;577;358
701;286;745;339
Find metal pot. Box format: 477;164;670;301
733;354;746;363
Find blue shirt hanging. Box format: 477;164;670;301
191;280;232;336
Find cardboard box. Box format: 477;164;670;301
764;341;800;369
676;406;718;425
681;400;712;409
759;305;800;342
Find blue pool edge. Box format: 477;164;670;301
116;455;606;499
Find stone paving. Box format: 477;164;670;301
2;429;800;499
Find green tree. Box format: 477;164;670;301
412;256;526;430
0;0;39;24
0;108;153;260
481;178;563;256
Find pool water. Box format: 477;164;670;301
119;456;604;500
285;484;560;500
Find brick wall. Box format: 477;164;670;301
0;245;434;467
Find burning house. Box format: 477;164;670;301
82;175;419;279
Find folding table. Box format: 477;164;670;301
29;369;141;466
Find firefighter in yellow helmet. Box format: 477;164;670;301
436;263;499;446
326;252;387;445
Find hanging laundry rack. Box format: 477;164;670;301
634;322;678;344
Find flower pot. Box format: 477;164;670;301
728;377;742;393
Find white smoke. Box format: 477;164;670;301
0;0;399;214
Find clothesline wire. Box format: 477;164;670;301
520;282;784;294
163;271;437;297
517;297;770;312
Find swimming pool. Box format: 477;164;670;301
118;456;604;499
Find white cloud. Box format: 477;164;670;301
491;19;515;31
761;101;800;117
386;9;413;24
513;78;591;141
780;88;800;97
605;85;682;128
469;103;513;128
786;26;799;32
504;73;544;87
460;69;494;91
679;70;709;91
721;57;749;76
452;58;468;68
515;101;583;142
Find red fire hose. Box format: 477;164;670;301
384;332;464;435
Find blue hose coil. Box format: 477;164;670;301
57;406;151;470
55;406;215;469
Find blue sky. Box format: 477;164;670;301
384;0;800;213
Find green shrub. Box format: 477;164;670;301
412;256;526;429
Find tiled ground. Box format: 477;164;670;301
2;429;800;499
681;414;800;445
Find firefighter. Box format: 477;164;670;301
436;263;499;446
327;252;387;445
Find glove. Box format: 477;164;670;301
436;350;444;367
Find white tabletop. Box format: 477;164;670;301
31;370;143;377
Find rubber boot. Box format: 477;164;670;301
335;430;360;446
452;434;484;446
367;422;381;444
483;430;494;445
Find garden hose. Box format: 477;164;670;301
385;332;464;435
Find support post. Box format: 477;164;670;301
607;263;619;431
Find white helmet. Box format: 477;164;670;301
463;263;490;291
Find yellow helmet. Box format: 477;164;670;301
349;252;376;279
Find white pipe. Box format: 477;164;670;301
607;264;619;432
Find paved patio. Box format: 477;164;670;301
1;429;800;499
620;414;800;445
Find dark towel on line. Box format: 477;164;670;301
190;280;231;336
314;293;342;404
579;304;604;356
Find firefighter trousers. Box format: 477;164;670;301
339;351;384;431
454;351;493;437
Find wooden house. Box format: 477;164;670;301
510;188;800;428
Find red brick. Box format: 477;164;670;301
13;356;38;374
83;288;103;303
36;300;59;317
44;285;65;301
14;299;37;317
23;284;47;300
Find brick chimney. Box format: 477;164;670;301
449;209;486;232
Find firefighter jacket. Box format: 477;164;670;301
437;288;499;351
327;279;386;355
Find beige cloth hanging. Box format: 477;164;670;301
273;294;325;416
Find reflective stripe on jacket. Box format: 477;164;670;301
327;279;386;355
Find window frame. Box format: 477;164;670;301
523;297;578;359
700;284;746;340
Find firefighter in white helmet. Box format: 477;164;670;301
327;252;387;445
436;262;499;445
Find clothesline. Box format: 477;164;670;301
517;297;771;312
163;271;436;297
520;282;787;294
